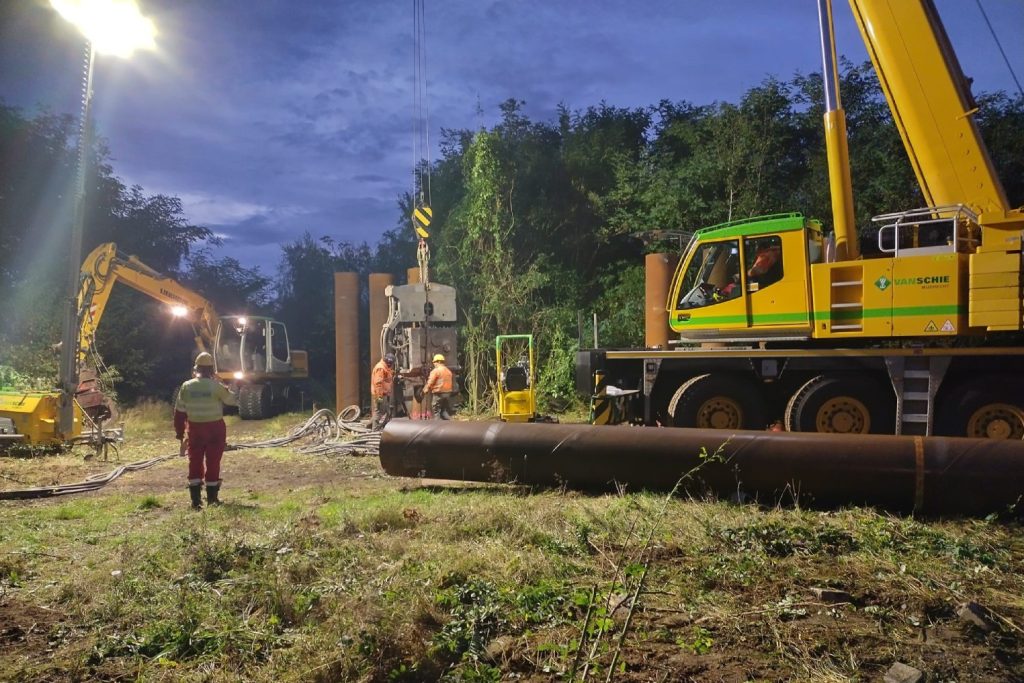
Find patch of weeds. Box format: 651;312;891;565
181;529;268;582
713;518;857;558
677;625;714;654
362;505;421;532
514;579;575;626
388;662;421;681
528;531;576;557
432;578;506;660
697;553;765;589
53;504;89;521
772;594;809;621
0;555;27;588
95;607;280;665
441;662;502;682
810;525;858;555
137;495;162;510
857;517;1001;567
573;520;594;553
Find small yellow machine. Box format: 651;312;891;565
0;391;83;446
496;334;536;422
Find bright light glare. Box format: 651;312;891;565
50;0;156;57
237;317;248;326
233;371;244;380
170;305;188;317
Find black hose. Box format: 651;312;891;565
1;408;381;501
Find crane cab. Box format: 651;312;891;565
668;213;821;342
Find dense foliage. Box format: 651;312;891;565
1;63;1021;410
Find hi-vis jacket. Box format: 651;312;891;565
425;364;453;393
371;360;395;398
174;378;238;436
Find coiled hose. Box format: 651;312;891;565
0;407;380;501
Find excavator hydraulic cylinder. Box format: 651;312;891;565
380;420;1024;516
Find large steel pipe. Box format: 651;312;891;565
644;253;673;349
368;273;395;368
334;272;360;410
380;421;1024;515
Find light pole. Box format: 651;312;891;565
51;0;155;438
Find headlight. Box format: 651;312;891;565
170;305;188;317
237;317;248;327
233;371;244;380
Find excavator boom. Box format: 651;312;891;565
77;243;220;365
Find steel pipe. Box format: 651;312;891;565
368;273;395;368
644;253;672;350
334;272;360;410
380;420;1024;515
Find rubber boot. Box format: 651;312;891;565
189;484;203;510
206;483;221;507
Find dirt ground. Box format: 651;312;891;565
0;417;385;501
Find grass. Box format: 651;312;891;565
2;421;1024;681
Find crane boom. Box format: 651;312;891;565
848;0;1018;224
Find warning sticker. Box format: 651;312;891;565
924;320;938;332
940;319;955;332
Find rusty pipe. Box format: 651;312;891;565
380;421;1024;515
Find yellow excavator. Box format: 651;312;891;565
0;243;309;446
579;0;1024;438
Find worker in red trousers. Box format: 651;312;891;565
174;352;237;509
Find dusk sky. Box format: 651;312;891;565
2;0;1022;273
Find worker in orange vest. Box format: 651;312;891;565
370;353;396;430
424;353;454;420
747;238;781;285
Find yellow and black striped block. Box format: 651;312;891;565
412;205;432;239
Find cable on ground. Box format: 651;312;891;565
0;407;382;501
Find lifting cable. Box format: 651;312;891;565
412;0;433;286
0;408;380;501
974;0;1023;99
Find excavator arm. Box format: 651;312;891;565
76;243;221;365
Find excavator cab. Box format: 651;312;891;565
213;316;306;381
213;315;309;419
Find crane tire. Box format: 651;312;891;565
239;383;272;420
785;375;894;435
667;373;765;430
936;376;1024;439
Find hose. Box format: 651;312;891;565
0;407;383;501
0;454;173;500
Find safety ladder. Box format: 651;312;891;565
885;355;951;436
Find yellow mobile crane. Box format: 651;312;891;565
0;243;309;446
578;0;1024;438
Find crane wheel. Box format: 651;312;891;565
936;377;1024;439
785;375;894;435
239;384;272;420
668;373;765;430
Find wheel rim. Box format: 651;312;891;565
696;397;743;429
966;403;1024;439
815;396;870;433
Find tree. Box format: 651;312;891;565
0;101;212;399
274;233;374;405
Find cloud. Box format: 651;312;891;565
174;191;275;226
